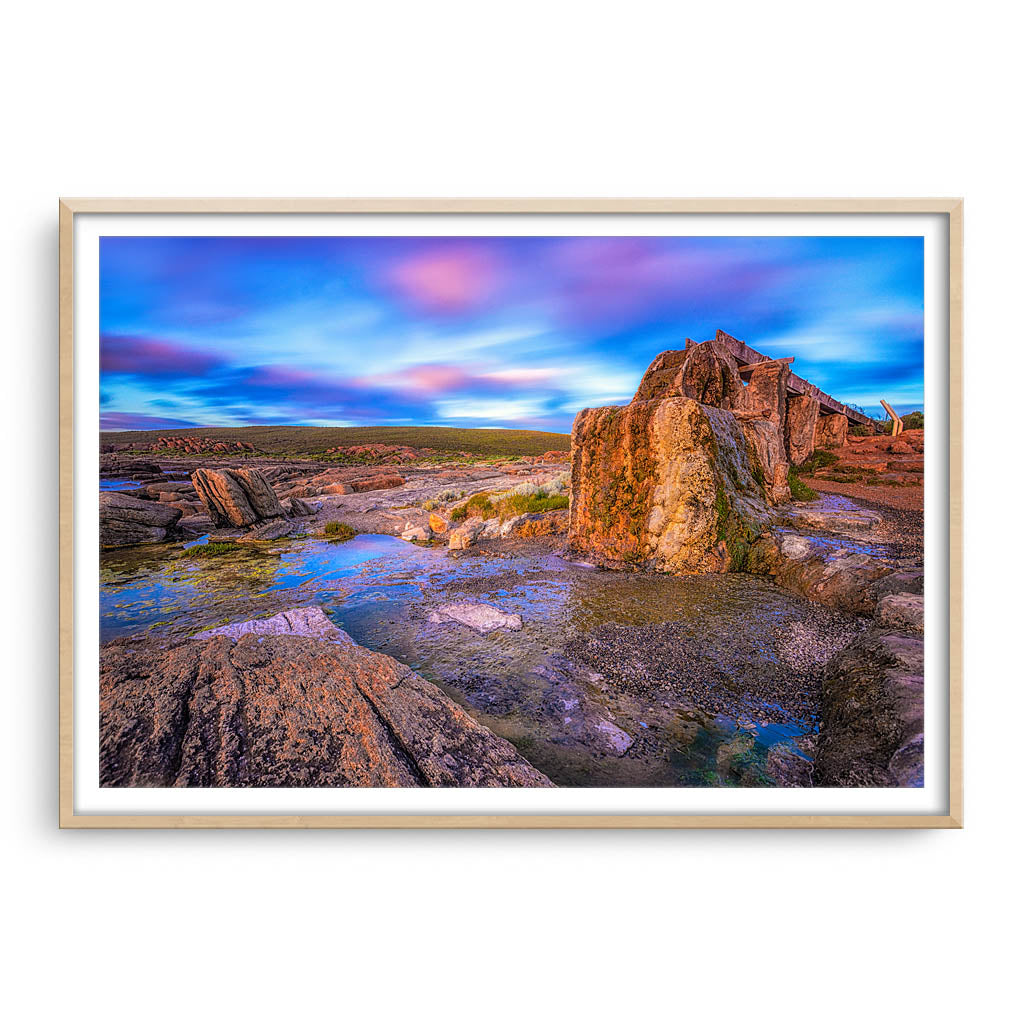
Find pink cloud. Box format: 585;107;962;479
386;246;501;314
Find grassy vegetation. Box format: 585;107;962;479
100;424;571;459
183;542;242;558
787;468;818;501
324;521;356;541
792;449;840;476
449;487;570;523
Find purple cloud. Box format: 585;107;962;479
101;412;199;431
101;334;228;378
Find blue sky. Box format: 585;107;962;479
99;235;924;432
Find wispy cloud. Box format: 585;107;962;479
99;235;924;430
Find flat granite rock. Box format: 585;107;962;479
101;606;551;788
429;601;523;633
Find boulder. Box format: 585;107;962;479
448;517;486;551
401;523;432;542
568;398;774;573
100;607;551;788
287;496;316;517
785;394;819;466
99;492;182;548
815;413;849;449
428;512;450;534
428;602;523;634
191;468;285;528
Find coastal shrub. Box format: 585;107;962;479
449;504;468;521
902;410;924;430
793;449;840;475
787;468;817;501
421;499;438;511
436;488;460;502
549;471;571;493
324;521;356;541
848;423;874;437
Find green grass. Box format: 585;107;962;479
787;468;818;501
183;542;242;558
324;521;356;541
450;489;570;522
100;424;571;459
793;449;841;476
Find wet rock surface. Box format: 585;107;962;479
814;629;924;787
100;607;552;788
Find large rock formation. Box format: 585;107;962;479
785;394;819;466
568;397;774;573
99;491;183;548
815;413;849;449
100;607;552;788
191;467;286;528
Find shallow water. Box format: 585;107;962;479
100;534;854;787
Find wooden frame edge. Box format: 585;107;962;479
59;198;964;830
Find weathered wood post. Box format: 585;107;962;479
880;399;904;436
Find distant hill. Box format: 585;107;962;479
99;424;572;458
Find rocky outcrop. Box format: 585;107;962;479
815;413;849;449
191;467;286;528
785;394;819;466
568;397;774;572
814;630;924;787
100;607;551;788
632;340;744;407
99;491;183;548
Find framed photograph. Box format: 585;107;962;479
59;198;962;828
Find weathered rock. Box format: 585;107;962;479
100;607;551;788
814;630;924;787
99;491;182;548
448;517;486;551
191;467;286;527
876;592;924;635
230;468;287;519
401;523;432;542
350;473;405;493
429;602;523;633
776;544;894;616
202;606;350;642
510;509;570;538
632;340;744;407
737;359;790;428
741;417;791;504
428;512;450;534
785;394;819;466
177;513;215;535
236;519;295;542
287;496;316;517
815;413;849;449
568;398;773;572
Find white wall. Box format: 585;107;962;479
3;3;1015;1021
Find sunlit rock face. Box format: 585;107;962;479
568;397;774;573
569;339;801;573
785;394;819;467
815;413;849;449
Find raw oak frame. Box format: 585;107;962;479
59;197;964;829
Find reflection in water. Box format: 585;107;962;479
101;534;844;788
